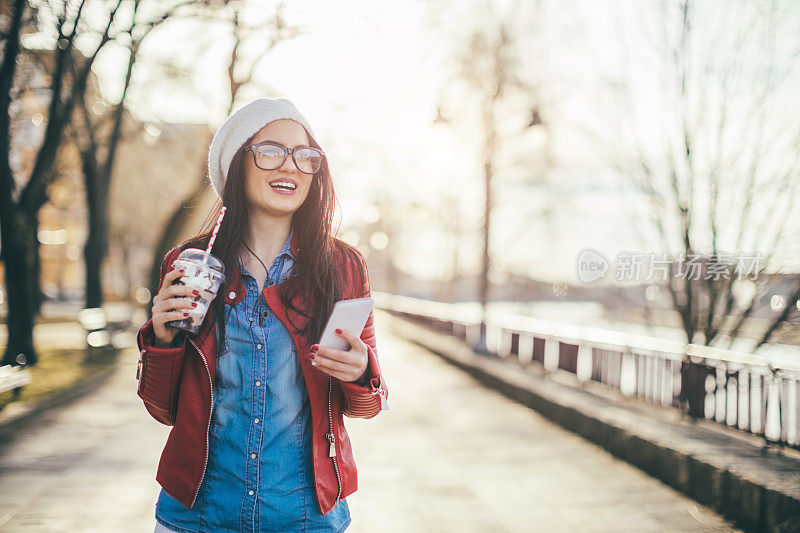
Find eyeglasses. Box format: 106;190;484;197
248;140;325;174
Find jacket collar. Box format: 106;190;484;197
222;228;299;308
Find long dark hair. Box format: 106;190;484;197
175;130;367;353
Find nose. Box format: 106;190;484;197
278;150;299;174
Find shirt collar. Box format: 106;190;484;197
224;227;299;308
282;227;297;261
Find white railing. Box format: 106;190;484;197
375;292;800;449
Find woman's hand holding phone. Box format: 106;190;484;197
151;267;198;347
309;328;369;383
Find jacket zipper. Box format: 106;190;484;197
373;380;389;410
189;337;213;508
326;376;342;504
136;349;145;392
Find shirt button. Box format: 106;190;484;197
256;343;262;350
254;418;260;424
248;490;254;496
255;380;261;387
262;310;269;318
228;291;236;299
268;280;274;285
251;453;257;459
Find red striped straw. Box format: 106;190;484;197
202;206;226;267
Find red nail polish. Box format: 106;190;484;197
311;344;319;351
309;353;315;359
193;289;199;295
335;328;342;334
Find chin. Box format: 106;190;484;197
259;197;307;216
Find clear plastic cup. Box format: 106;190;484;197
165;248;226;335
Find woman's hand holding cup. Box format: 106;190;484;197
152;267;199;347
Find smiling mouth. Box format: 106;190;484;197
268;179;297;191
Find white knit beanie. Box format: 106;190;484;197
207;97;318;198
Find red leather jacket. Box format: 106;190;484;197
135;233;389;516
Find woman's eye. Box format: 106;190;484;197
258;146;283;156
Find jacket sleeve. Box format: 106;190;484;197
337;252;389;419
135;247;187;426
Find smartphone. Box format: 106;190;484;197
318;297;375;351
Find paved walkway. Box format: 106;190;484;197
0;311;739;532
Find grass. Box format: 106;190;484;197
0;346;118;414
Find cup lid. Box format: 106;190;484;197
175;248;225;275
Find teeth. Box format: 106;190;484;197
270;181;296;190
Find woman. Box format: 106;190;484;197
136;97;389;533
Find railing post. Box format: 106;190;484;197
466;323;481;347
543;337;559;372
576;343;592;383
764;367;782;444
619;348;636;396
518;333;534;365
497;329;512;358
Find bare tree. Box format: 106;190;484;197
576;0;800;418
67;0;204;308
582;0;800;352
445;0;549;352
0;0;210;366
0;0;125;367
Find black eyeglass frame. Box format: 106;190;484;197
248;140;326;174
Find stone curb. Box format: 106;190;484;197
387;313;800;533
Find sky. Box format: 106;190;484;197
39;0;800;284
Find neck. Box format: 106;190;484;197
240;210;292;264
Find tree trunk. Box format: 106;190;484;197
120;236;133;299
474;99;496;355
679;358;708;419
32;209;44;315
84;163;108;308
0;211;39;367
0;1;33;366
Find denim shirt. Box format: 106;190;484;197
154;227;351;532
